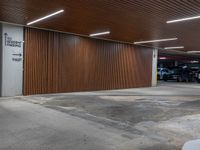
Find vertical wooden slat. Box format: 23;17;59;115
23;28;153;95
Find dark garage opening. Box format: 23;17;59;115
157;50;200;83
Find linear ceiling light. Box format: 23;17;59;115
167;15;200;23
164;46;184;50
187;51;200;53
159;57;167;60
27;9;64;25
89;31;110;37
134;38;178;44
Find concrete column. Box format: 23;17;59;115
0;23;24;96
152;48;158;86
175;61;178;67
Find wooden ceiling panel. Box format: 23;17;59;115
1;0;200;51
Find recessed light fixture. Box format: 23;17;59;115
167;15;200;23
89;31;110;37
27;9;64;25
134;38;178;44
164;46;184;50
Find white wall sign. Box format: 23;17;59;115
1;23;24;96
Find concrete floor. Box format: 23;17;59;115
1;82;200;150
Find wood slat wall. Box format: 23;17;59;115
24;28;153;95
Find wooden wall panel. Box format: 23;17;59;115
24;28;153;95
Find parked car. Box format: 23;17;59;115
160;66;196;82
176;66;198;82
190;68;199;82
157;68;173;81
168;67;182;81
158;65;200;82
195;70;200;83
177;66;191;82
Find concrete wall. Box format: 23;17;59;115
0;23;24;96
152;49;158;86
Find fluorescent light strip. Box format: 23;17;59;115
167;15;200;23
159;57;167;60
187;51;200;53
89;31;110;37
164;46;184;50
27;9;64;25
134;38;178;44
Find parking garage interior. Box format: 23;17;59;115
158;50;200;83
0;1;200;150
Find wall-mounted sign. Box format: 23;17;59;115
4;33;22;48
12;53;22;57
1;24;24;96
12;58;22;62
12;53;22;62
